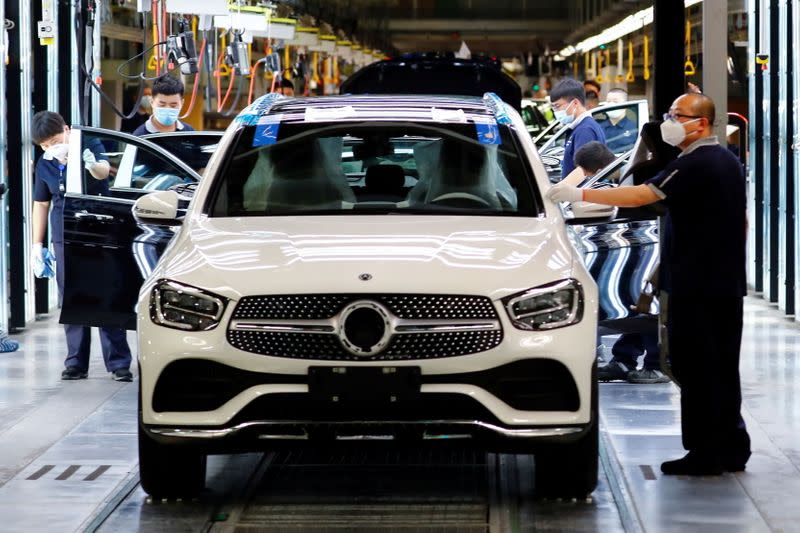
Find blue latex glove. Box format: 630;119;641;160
31;243;56;279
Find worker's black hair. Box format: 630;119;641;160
280;78;295;90
551;78;585;106
32;111;67;145
574;141;616;174
583;79;601;93
152;74;185;98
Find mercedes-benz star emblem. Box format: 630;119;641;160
358;273;372;281
337;300;392;357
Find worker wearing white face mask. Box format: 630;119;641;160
132;75;195;136
599;88;638;153
31;110;134;383
549;78;606;179
547;93;750;477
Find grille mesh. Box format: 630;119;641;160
227;330;503;361
232;294;498;320
229;294;502;361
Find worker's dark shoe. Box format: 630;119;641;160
627;368;671;384
660;453;723;476
722;451;750;472
112;368;133;382
724;462;747;472
61;367;88;380
597;360;632;381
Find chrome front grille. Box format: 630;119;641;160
232;294;498;320
228;294;503;360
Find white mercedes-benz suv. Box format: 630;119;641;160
84;93;610;499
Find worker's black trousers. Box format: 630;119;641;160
667;291;751;464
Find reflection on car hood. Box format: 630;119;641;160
159;216;574;300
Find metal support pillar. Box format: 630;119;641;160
91;0;100;126
793;0;800;319
57;0;73;120
763;0;781;302
703;0;728;145
653;0;686;118
778;0;794;313
0;1;8;330
749;0;764;293
6;0;36;330
32;0;50;315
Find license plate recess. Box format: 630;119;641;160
308;366;421;405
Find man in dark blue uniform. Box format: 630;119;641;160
550;78;606;179
598;88;638;153
132;75;195;136
548;93;751;475
31;111;133;382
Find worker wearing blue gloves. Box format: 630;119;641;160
31;111;133;382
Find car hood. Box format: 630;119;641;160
160;215;574;300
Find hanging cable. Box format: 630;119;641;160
204;31;215;113
180;35;206;118
220;77;244;117
215;50;238;113
248;57;267;105
74;0;150;122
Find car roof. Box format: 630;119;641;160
237;93;504;126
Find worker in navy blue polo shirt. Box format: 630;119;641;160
548;93;750;476
131;75;195;137
598;88;638;153
31;111;133;382
550;78;606;180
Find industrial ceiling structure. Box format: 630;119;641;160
289;0;652;57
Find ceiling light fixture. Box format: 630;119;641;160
559;0;704;58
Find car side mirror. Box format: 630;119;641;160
133;190;183;226
565;201;618;224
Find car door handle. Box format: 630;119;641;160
74;210;115;223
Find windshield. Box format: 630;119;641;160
141;133;220;175
208;121;540;217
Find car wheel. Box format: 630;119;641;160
138;410;206;498
533;372;599;499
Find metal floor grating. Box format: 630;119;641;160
234;449;490;531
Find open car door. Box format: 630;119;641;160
536;99;649;165
60;127;202;329
566;153;660;331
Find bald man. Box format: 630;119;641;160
549;93;751;476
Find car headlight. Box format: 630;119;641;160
502;279;583;330
150;280;227;331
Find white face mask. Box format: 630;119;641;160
606;109;626;121
43;143;70;162
554;100;575;126
660;118;700;147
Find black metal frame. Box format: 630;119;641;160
753;3;765;294
784;2;795;314
653;0;686;119
768;0;780;302
5;0;25;330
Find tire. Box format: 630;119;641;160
533;372;599;499
138;414;206;498
533;417;598;499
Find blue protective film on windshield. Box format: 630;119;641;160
475;122;501;145
253;116;281;147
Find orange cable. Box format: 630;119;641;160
216;51;237;113
180;36;206;119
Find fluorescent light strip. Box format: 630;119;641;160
560;0;704;57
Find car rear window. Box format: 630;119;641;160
207;121;540;217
